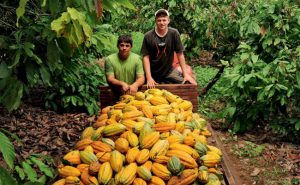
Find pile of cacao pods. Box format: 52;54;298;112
53;89;224;185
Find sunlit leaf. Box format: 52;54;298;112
30;156;54;178
15;166;26;180
0;132;15;169
16;0;29;27
0;166;17;185
22;161;37;182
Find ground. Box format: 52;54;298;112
0;103;299;185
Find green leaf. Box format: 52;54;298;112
29;156;54;178
22;161;37;182
23;181;43;185
51;12;71;37
274;38;281;46
48;0;60;15
0;77;24;111
240;53;249;62
251;54;258;63
169;0;177;8
115;0;136;10
8;50;21;68
276;84;288;91
39;65;51;85
233;120;240;133
244;74;253;82
0;63;11;78
16;0;29;27
296;71;300;86
0;166;17;185
23;42;34;57
0;132;15;169
15;166;26;180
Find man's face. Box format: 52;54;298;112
118;42;132;60
155;16;170;31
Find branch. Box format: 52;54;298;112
199;65;225;96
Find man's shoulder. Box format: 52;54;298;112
144;29;155;37
129;52;142;61
168;27;179;34
106;53;118;60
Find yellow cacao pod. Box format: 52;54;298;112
110;150;124;173
79;151;98;164
102;123;126;137
141;104;154;119
135;91;146;100
149;140;169;160
127;131;139;147
149;96;169;106
140;132;160;149
115;137;129;154
151;163;171;180
98;162;112;184
137;166;152;181
126;147;140;163
81;127;95;139
142;161;152;171
63;150;81;165
74;138;93;150
149;176;165;185
52;179;65;185
65;176;80;185
133;178;147;185
96;151;111;163
166;150;198;169
58;166;81;177
76;164;89;173
91;141;112;153
136;149;150;164
119;163;138;185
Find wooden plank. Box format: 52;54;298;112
207;123;243;185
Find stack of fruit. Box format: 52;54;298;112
53;89;223;185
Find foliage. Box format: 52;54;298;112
45;54;106;115
0;131;16;169
0;131;55;185
110;0;242;59
208;0;300;138
232;141;265;158
0;0;135;114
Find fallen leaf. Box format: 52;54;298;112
250;168;261;176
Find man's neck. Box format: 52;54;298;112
155;27;168;37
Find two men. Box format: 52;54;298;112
105;9;197;95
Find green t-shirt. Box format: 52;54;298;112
105;52;144;84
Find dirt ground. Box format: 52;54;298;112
210;122;300;185
0;103;299;185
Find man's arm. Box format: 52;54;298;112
177;52;197;85
106;74;130;93
143;55;157;88
128;74;145;95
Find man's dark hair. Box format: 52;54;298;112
117;34;133;47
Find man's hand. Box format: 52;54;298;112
127;84;139;95
182;74;197;85
146;77;158;89
121;82;130;92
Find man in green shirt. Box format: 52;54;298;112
105;34;145;95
